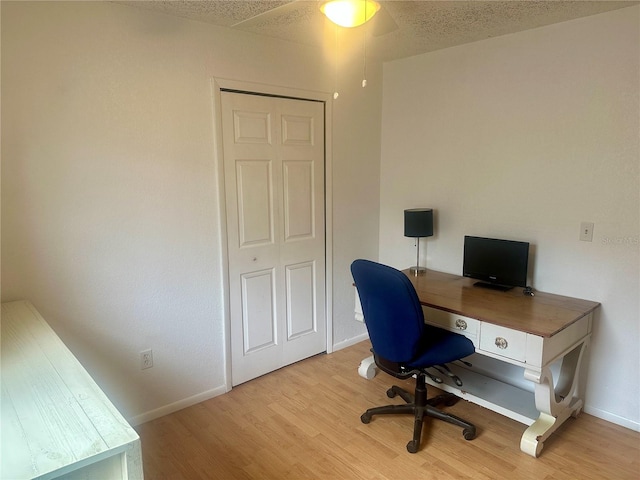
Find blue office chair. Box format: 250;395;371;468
351;259;477;453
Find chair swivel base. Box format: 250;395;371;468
360;373;476;453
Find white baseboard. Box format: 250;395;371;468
128;385;227;426
333;332;369;352
127;334;372;427
584;405;640;432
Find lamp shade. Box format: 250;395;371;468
404;209;433;238
320;0;380;28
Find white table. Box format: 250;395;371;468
355;269;600;457
1;301;143;479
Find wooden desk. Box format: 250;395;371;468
1;301;143;479
355;269;600;457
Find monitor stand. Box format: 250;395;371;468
473;281;513;292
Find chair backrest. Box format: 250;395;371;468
351;259;425;363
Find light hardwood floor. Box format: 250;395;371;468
137;340;640;479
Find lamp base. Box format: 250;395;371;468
410;266;427;276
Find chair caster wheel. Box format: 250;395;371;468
386;388;396;398
406;440;419;453
361;413;372;424
463;427;476;440
444;396;458;407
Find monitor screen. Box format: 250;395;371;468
463;236;529;290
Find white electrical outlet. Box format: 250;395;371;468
580;222;594;242
140;349;153;370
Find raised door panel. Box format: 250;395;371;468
281;114;314;146
234;110;272;144
286;262;316;340
240;269;278;355
236;160;274;247
283;160;314;241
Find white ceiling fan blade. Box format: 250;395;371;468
370;4;399;36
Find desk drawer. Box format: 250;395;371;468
479;323;527;362
424;307;479;341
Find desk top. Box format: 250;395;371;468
404;269;600;338
1;301;140;479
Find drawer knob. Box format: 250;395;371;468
455;319;468;330
495;337;508;349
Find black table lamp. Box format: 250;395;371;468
404;208;434;276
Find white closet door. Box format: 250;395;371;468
221;91;326;386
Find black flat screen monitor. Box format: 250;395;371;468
463;236;529;291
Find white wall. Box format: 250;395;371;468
379;7;639;430
1;1;376;423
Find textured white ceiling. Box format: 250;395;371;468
118;1;638;60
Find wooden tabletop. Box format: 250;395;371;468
1;301;142;479
404;269;600;338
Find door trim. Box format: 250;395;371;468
211;77;333;392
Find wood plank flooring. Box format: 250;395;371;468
137;340;640;479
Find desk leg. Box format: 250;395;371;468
125;439;144;479
358;355;377;379
520;339;589;457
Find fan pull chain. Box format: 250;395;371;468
362;32;367;88
362;0;368;88
333;23;339;99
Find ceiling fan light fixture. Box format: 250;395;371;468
320;0;380;28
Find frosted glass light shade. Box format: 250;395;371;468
320;0;380;28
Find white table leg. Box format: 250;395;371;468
520;339;589;457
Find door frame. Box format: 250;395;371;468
211;77;334;392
